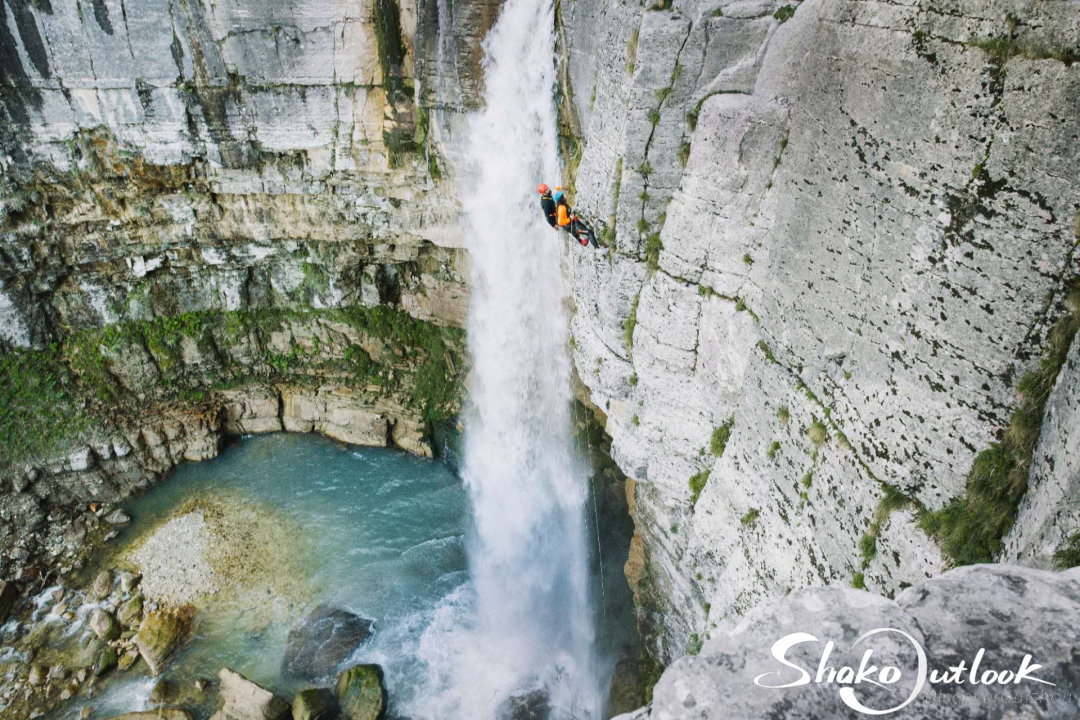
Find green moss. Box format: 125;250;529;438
679;141;691;167
774;5;796;22
640;656;665;704
629;372;638;386
851;572;865;590
648;108;662;125
632;414;640;426
767;440;781;460
757;340;776;364
806;419;828;445
626;28;640;74
777;406;790;424
645;232;663;273
859;533;877;562
710;415;734;456
689;469;710;506
638;161;653;178
801;471;813;488
742;252;753;266
624;292;641;351
0;347;90;466
921;288;1080;565
967;36;1079;65
686;633;704;655
1053;533;1080;569
741;507;760;527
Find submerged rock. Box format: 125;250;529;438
334;664;386;720
210;668;290;720
134;607;194;676
499;690;550;720
281;606;374;681
293;688;341;720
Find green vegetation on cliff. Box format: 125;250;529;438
0;306;466;468
921;287;1080;565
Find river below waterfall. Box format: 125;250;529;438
50;431;635;720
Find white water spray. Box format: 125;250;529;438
408;0;598;716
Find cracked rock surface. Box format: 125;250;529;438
560;0;1080;660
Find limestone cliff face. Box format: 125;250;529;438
558;0;1080;661
0;0;489;580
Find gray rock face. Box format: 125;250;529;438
560;0;1080;658
281;605;375;682
618;565;1080;719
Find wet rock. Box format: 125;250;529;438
608;658;651;716
281;606;374;681
107;712;192;720
118;571;141;593
210;668;290;720
149;679;171;705
117;650;139;671
134;607;194;676
293;688;341;720
90;570;114;600
118;596;143;627
106;511;131;526
28;664;48;686
94;647;118;677
499;690;550;720
0;581;18;623
90;609;121;641
334;664;386;720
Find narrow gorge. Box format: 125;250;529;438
1;0;1078;718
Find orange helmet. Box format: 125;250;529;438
537;183;549;194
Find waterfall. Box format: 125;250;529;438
407;0;599;716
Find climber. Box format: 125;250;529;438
538;185;598;249
537;183;559;228
556;187;599;249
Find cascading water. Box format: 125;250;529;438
408;0;599;716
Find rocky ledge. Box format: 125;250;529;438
618;564;1080;719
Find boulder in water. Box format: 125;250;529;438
135;606;194;676
90;609;121;640
334;664;386;720
210;668;290;720
282;606;374;681
293;688;341;720
499;690;550;720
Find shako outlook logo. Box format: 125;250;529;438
752;628;1055;715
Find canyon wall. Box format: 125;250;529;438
558;0;1080;661
0;0;490;581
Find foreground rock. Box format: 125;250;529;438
618;565;1080;719
335;664;387;720
211;668;290;720
282;606;374;681
135;607;195;676
293;688;341;720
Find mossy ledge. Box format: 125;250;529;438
0;305;466;470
